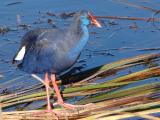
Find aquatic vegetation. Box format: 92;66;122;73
1;53;160;119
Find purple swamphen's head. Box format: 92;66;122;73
73;11;102;28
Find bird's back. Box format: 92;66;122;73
13;28;83;74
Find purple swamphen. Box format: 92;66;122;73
13;11;101;113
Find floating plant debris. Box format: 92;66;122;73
0;26;10;34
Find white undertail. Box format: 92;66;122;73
15;46;26;61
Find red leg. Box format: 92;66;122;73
51;74;75;109
33;73;59;119
44;72;52;110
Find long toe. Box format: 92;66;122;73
58;102;76;110
55;102;95;111
32;110;60;120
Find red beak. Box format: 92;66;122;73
88;12;102;28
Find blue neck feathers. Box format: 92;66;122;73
68;23;89;59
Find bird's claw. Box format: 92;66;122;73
32;110;60;120
53;102;95;111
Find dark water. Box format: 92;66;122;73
0;0;160;97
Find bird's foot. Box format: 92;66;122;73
53;102;95;110
59;102;76;109
32;109;60;120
